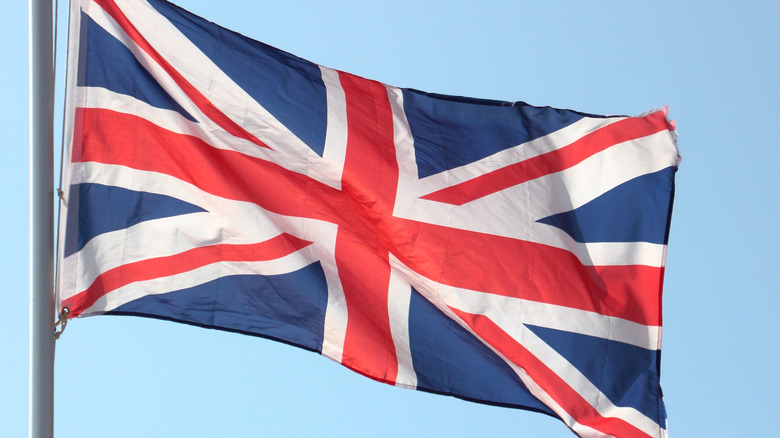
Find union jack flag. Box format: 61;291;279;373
57;0;680;436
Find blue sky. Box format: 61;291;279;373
3;1;779;436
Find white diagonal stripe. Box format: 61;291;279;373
388;254;652;438
80;255;313;316
389;254;663;437
107;0;346;187
415;115;627;195
390;125;675;267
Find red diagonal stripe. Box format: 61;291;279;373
451;309;656;438
92;0;270;150
64;233;313;317
422;111;672;206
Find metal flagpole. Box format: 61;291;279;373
29;0;56;435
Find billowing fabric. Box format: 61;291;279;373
58;1;680;436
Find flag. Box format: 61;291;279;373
58;0;680;436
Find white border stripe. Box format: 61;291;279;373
387;268;417;389
317;66;348;188
318;231;347;365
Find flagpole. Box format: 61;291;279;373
29;0;56;435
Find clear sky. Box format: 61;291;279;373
3;1;779;437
